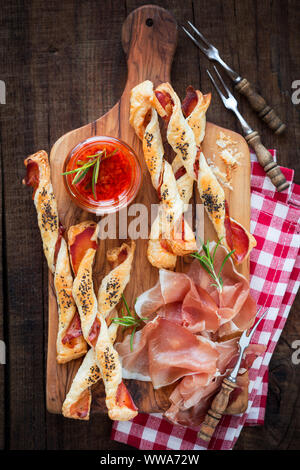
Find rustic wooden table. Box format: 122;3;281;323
0;0;299;451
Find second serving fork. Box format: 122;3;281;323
198;307;268;443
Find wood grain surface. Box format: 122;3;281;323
0;0;299;451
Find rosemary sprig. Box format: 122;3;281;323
190;238;235;292
62;148;118;199
111;294;146;351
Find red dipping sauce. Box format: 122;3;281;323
63;136;142;215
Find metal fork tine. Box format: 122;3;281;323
207;66;253;135
206;69;227;106
239;306;264;343
187;21;212;48
213;65;232;98
180;25;208;54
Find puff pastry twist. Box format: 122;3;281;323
63;227;137;421
130;81;196;270
153;83;256;263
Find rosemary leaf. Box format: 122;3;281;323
197;255;212;269
202;241;210;259
112;318;135;327
86;150;105;158
211;283;220;289
111;295;147;352
62;147;118;192
218;249;235;278
122;294;132;317
212;237;223;263
62;159;96;176
94;155;100;186
191;253;212;275
72;167;90;185
62;167;83;176
92;163;97;199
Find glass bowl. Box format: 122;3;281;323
63;136;142;216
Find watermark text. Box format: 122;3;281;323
0;80;5;104
0;340;5;364
291;80;300;105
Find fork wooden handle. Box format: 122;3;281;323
245;131;289;192
235;78;286;135
198;378;236;442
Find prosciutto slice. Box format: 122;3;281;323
119;317;219;388
117;244;265;426
135;244;256;334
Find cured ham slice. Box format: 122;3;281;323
117;243;265;426
135;244;256;334
165;341;264;426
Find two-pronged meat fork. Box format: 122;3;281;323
181;21;286;135
206;65;289;192
198;307;268;443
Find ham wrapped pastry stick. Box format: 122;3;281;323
63;227;137;421
23;150;87;363
130;81;196;270
153;83;256;263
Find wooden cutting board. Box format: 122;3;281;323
46;5;251;415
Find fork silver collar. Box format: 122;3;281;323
232;108;253;135
216;56;241;84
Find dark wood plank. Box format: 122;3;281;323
0;107;5;449
0;1;6;442
0;0;48;450
222;0;300;449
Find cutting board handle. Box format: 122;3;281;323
122;5;178;87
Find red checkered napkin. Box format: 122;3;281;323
246;151;299;426
111;152;300;450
